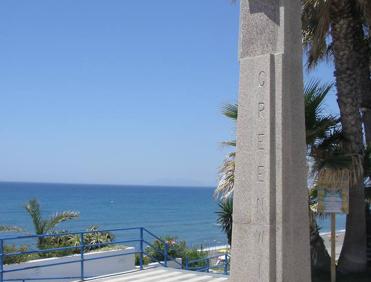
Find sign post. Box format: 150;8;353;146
317;170;349;282
330;213;336;282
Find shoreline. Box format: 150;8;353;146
321;230;345;260
200;229;346;260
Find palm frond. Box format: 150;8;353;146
304;79;333;115
304;79;338;146
215;156;235;199
309;122;364;187
311;138;351;175
222;104;238;120
25;198;45;234
302;0;332;68
313;143;363;189
216;197;233;245
217;79;338;199
44;211;80;233
221;140;236;147
306;117;339;146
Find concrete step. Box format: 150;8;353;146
88;267;228;282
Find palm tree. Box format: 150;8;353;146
226;0;369;272
302;0;371;272
302;0;371;141
216;197;233;245
216;80;337;272
25;199;79;248
216;81;336;198
305;81;341;273
214;104;237;199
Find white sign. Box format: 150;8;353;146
318;188;349;214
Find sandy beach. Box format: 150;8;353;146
203;230;346;261
320;230;345;260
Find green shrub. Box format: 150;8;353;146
38;233;80;258
3;245;38;265
183;248;208;269
4;227;118;264
144;236;208;269
135;254;151;266
38;226;115;257
145;236;187;262
83;225;115;251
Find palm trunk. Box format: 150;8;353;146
354;7;371;145
329;0;367;273
338;184;367;272
309;208;331;273
364;5;371;143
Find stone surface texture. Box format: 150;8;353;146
230;1;311;281
89;267;228;282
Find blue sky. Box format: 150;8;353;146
0;0;337;187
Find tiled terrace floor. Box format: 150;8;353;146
89;267;228;282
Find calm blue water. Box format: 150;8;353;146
0;182;227;246
0;182;345;246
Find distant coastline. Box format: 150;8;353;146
0;180;214;189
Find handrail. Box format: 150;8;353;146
1;227;143;241
142;228;163;243
0;227;228;281
142;230;182;268
4;277;81;281
187;253;228;264
186;253;230;275
0;227;148;282
5;239;141;257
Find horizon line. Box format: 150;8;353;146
0;180;215;189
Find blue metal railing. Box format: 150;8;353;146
1;227;165;282
140;228;182;269
185;253;230;275
0;227;229;281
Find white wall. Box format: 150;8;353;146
4;247;135;282
167;258;182;269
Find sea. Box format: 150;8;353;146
0;182;345;247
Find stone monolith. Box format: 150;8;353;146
229;1;311;281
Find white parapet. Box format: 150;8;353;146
4;247;135;282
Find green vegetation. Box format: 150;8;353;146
302;0;371;273
145;236;187;262
183;248;209;269
215;80;337;198
216;198;233;245
137;236;208;269
1;199;116;264
227;0;371;273
135;254;151;266
3;245;37;265
25;198;79;249
3;226;116;264
33;226;115;258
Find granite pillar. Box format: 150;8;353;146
229;1;311;281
